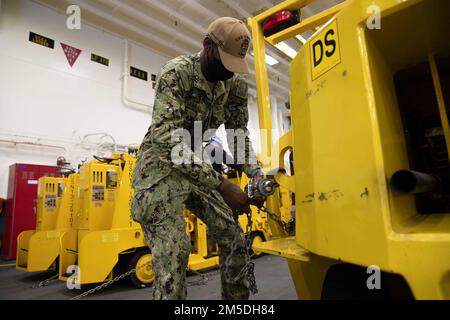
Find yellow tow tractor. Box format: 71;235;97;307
249;0;450;299
58;152;149;287
16;173;79;273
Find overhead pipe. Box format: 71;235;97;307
135;0;289;100
81;0;289;96
0;139;67;152
58;0;191;112
37;0;289;100
101;0;201;50
122;39;153;113
104;0;282;99
35;0;290;96
140;0;291;85
141;0;208;36
65;0;188;56
70;0;289;97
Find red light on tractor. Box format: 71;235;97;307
263;10;301;37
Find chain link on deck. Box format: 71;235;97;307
69;260;151;300
37;206;286;299
223;210;258;295
186;269;221;286
32;274;59;288
48;203;269;299
68;215;259;300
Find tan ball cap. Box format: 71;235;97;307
207;17;251;74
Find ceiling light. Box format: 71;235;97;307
296;35;307;44
264;54;279;66
275;41;297;59
251;52;279;66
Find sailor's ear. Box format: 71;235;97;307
203;36;214;49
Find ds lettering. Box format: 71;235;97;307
312;29;336;67
310;20;341;80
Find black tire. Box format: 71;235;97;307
128;248;154;288
321;264;414;300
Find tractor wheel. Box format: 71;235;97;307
250;232;265;257
128;249;154;288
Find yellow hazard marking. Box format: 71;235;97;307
102;233;119;243
47;231;61;238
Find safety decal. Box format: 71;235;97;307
310;19;341;80
61;43;82;67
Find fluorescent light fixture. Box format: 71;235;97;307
251;52;279;66
264;54;279;66
296;35;307;44
275;41;297;59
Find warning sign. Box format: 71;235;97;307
61;43;82;67
310;20;341;80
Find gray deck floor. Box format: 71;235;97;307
0;255;297;300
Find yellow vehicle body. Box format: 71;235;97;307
249;0;450;299
236;172;293;253
16;174;79;272
59;153;147;285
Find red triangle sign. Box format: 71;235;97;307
61;43;82;67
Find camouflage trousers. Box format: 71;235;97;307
131;172;249;300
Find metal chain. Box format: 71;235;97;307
69;260;151;300
43;207;287;298
70;258;221;299
186;269;220;287
223;210;258;295
69;214;259;300
32;274;59;288
260;205;294;235
244;211;258;293
67;205;265;299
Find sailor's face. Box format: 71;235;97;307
203;43;234;82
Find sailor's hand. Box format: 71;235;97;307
249;195;266;209
253;169;263;181
217;178;251;214
248;169;267;208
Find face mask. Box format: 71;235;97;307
202;46;234;82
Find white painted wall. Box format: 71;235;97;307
0;0;289;198
0;0;168;197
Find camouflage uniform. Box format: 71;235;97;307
132;52;258;300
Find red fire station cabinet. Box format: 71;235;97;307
1;164;60;259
